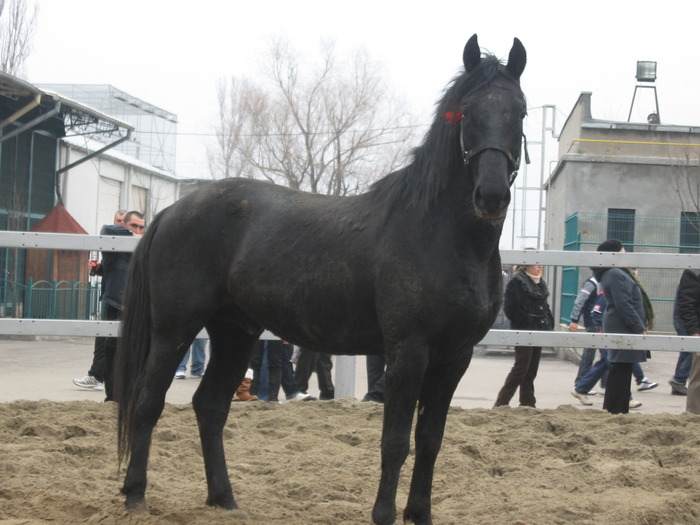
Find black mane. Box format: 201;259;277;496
369;55;519;214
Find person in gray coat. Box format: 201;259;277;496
592;239;653;414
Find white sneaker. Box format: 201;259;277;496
174;371;186;380
629;400;642;409
73;375;103;390
287;392;313;402
571;390;592;406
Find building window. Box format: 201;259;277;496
607;208;635;252
131;186;148;216
680;212;700;254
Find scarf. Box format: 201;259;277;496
622;268;655;330
525;271;541;284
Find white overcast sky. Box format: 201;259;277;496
25;0;700;183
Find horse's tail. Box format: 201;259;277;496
114;210;164;468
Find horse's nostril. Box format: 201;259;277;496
473;184;510;219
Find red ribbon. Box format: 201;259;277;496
444;111;463;124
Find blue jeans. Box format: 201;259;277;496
672;352;692;384
177;339;207;375
632;362;645;384
575;349;608;394
575;348;596;382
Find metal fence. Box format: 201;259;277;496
0;278;101;320
2;231;699;399
561;212;700;332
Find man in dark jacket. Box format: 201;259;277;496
100;211;145;400
73;209;126;391
673;269;700;414
73;211;145;401
669;270;700;396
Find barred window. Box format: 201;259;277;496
607;208;635;252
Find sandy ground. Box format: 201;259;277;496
0;338;697;524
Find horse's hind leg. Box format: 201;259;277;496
402;350;472;525
193;311;260;510
121;332;191;509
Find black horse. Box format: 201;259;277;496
114;34;527;525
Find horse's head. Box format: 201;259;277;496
458;34;527;221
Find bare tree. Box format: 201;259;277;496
0;0;38;78
668;149;700;232
209;38;417;195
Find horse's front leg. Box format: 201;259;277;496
372;344;429;525
403;350;472;525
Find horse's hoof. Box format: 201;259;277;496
223;508;249;519
403;508;432;525
206;494;238;510
124;496;147;513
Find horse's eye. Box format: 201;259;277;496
520;112;527;120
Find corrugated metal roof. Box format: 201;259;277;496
0;71;133;131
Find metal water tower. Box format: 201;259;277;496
628;60;660;124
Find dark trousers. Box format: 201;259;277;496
280;343;304;398
101;303;121;401
363;354;386;403
494;346;542;408
88;302;110;382
294;348;335;399
88;337;107;382
603;362;633;414
250;341;284;402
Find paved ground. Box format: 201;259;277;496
0;337;688;414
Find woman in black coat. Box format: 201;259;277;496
592;239;654;414
494;263;554;408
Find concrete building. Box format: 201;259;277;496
545;92;700;331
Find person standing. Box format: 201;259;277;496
494;260;554;408
594;239;653;414
248;340;310;402
175;338;207;379
295;348;335;400
73;209;128;391
668;271;700;396
361;354;386;403
673;269;700;414
92;211;145;401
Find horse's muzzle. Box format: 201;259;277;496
472;154;511;220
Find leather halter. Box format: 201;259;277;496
461;133;530;187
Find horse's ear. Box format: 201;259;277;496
463;34;481;72
506;37;526;79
